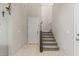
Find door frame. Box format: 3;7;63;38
27;16;41;44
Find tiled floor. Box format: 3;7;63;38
14;44;64;56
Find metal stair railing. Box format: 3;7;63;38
40;21;43;52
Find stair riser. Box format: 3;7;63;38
42;32;52;33
43;40;56;42
43;48;59;51
43;43;57;45
42;36;55;38
42;38;56;40
42;35;54;36
42;34;53;35
42;37;55;38
42;33;53;34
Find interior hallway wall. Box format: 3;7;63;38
0;4;9;56
27;3;41;17
8;4;28;55
41;3;53;32
52;3;74;55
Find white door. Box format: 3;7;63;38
74;4;79;56
28;17;40;44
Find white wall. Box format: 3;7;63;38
0;4;9;56
26;3;53;32
27;3;41;17
8;4;28;55
74;4;79;56
52;3;74;55
41;3;53;32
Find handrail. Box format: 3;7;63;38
40;21;43;52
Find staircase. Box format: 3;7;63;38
40;31;59;52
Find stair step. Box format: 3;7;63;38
42;34;53;35
43;43;57;45
42;37;55;38
43;47;59;51
42;38;55;40
43;41;56;43
42;33;53;35
42;35;54;37
43;45;58;48
43;39;56;42
42;36;54;38
42;33;52;35
40;32;59;52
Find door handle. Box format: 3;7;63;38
77;34;79;36
76;39;79;41
2;11;5;17
76;34;79;41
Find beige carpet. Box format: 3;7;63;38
14;44;64;56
